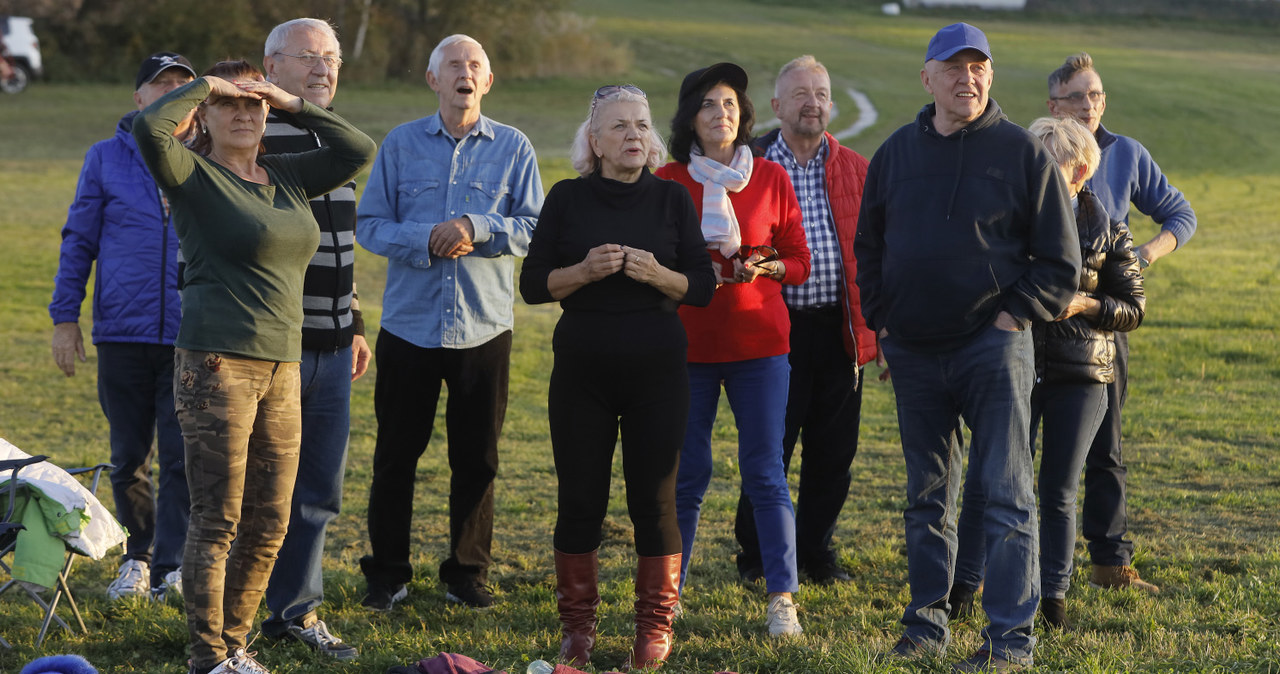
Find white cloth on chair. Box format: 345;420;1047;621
1;438;126;560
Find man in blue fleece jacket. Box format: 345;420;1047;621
1047;52;1197;595
856;23;1080;671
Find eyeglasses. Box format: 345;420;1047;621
274;52;343;71
730;245;779;264
1051;90;1106;104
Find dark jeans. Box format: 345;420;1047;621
954;380;1108;599
264;345;352;634
549;346;687;557
1083;330;1132;566
882;324;1038;665
97;342;188;585
361;328;509;587
734;306;862;570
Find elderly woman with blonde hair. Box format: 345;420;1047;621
520;84;715;671
951;115;1145;630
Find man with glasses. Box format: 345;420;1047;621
257;18;365;659
735;55;880;586
1046;52;1197;594
356;34;543;612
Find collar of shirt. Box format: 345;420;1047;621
424;110;496;142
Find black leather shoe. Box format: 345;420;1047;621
802;561;852;584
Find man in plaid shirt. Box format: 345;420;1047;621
737;55;881;584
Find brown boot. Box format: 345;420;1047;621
622;553;680;672
555;549;600;666
1089;564;1160;594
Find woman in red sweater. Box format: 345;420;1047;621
654;62;810;638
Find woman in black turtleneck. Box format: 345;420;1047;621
520;84;714;671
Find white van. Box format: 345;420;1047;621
1;16;44;80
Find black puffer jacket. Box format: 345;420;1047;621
1035;188;1145;384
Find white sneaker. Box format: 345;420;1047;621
153;568;183;601
765;595;803;637
206;648;271;673
107;559;150;600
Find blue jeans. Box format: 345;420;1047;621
264;346;352;633
97;342;188;585
955;381;1107;599
882;324;1038;665
676;355;798;595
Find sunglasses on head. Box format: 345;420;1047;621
594;84;646;100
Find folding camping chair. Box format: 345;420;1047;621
0;456;112;648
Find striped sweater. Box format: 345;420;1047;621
263;108;364;352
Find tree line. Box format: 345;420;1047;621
0;0;631;83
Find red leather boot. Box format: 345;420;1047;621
622;553;680;671
555;549;600;666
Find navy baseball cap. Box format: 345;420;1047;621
135;52;196;90
925;23;992;63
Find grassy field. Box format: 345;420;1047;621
2;0;1279;671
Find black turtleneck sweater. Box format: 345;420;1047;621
520;168;715;353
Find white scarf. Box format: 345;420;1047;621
688;143;754;257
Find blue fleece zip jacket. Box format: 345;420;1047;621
1088;124;1197;248
50;110;181;345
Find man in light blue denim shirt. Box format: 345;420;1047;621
356;33;542;612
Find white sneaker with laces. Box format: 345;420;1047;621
765;594;803;637
153;567;183;601
206;648;271;673
107;559;150;600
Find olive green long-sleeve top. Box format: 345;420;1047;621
133;78;375;362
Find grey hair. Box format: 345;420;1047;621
1048;52;1095;93
774;54;829;98
570;88;666;177
428;34;489;77
264;18;341;59
1029;116;1100;183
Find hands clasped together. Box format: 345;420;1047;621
580;243;664;285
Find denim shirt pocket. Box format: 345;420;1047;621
398;178;440;201
468;180;510;211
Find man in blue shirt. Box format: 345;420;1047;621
1047;52;1197;594
356;33;543;611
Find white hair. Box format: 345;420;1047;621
774;54;828;98
428;34;489;77
265;18;341;58
570;88;665;177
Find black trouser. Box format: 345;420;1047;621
550;346;687;557
361;328;509;587
734;305;863;569
1083;329;1132;566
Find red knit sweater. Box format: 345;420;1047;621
655;158;810;363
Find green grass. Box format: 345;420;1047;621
2;0;1279;671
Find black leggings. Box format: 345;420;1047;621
549;346;688;557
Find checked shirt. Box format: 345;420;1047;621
766;134;841;308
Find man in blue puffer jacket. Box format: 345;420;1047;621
48;52;197;602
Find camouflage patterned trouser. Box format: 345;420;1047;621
174;349;301;669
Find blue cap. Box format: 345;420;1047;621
925;23;992;63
